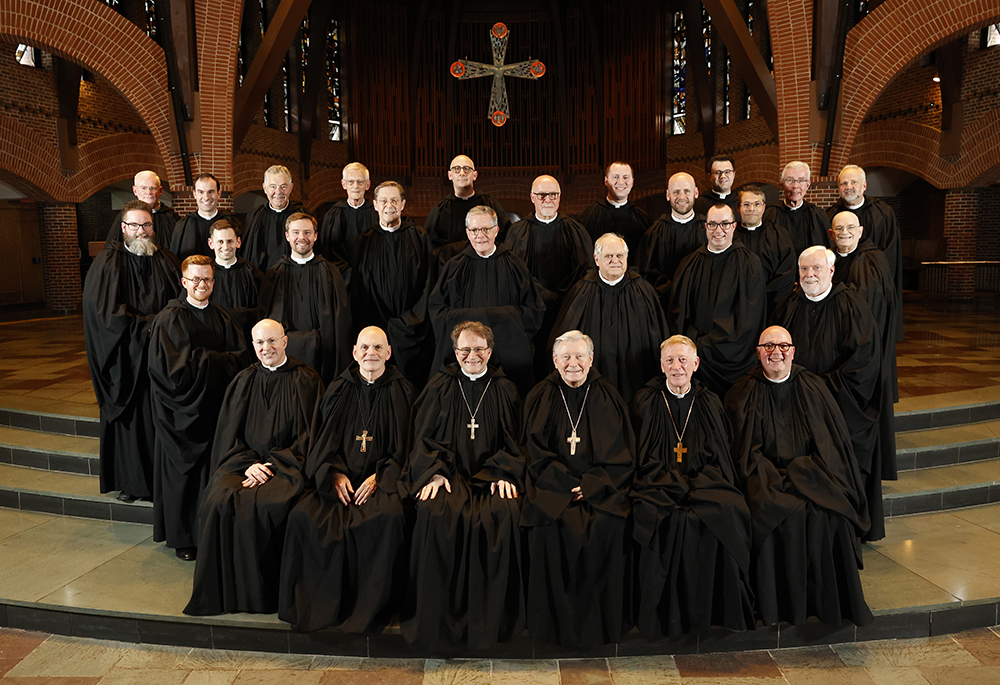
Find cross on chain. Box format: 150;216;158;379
567;429;581;456
674;442;687;463
355;429;372;453
468;419;479;440
450;22;546;127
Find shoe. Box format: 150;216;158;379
175;547;197;561
117;492;136;503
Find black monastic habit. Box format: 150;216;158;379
638;213;707;304
82;244;182;498
279;364;415;634
148;299;248;550
735;222;797;315
169;211;238;261
184;357;324;615
104;205;180;249
694;190;741;218
520;369;635;648
424;193;510;249
212;257;263;346
240;201;307;271
318;199;377;265
762;201;830;260
401;364;526;651
576;199;651;255
724;365;873;628
630;378;754;636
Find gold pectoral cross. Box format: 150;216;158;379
468;419;479;440
356;430;373;452
674;441;687;463
567;429;581;456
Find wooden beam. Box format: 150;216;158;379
812;0;839;109
299;2;336;183
936;38;965;157
168;0;199;112
683;0;715;161
699;0;778;139
234;0;315;150
53;57;82;171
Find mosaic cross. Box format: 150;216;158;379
450;22;545;127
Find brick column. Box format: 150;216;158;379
943;189;978;294
38;202;82;313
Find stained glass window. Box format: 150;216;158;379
14;45;37;67
855;1;870;24
282;62;291;132
744;1;753;119
702;6;712;79
144;0;158;40
672;11;686;135
301;17;309;92
260;0;272;128
327;19;342;141
723;53;730;125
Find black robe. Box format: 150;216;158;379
827;196;903;341
279;365;415;634
762;201;830;260
401;364;525;651
424;192;510;249
428;244;545;396
184;357;324;616
669;245;767;398
148;299;248;550
104;205;180;249
521;369;635;648
351;220;436;387
258;255;352;384
630;378;754;636
638;213;707;304
771;283;887;541
212;257;263;347
318;199;377;265
576;199;651;256
169;211;238;261
694;190;740;218
240;201;307;271
724;365;873;628
82;244;182;498
552;267;668;403
736;222;797;316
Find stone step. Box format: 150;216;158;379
885;457;1000;517
894;419;1000;472
0;425;99;476
0;406;99;438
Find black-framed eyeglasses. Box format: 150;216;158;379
466;227;496;236
532;192;560;200
123;222;154;230
706;221;736;230
450;166;474;174
184;277;215;285
757;342;793;352
454;346;489;356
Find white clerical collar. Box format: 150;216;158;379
715;191;730;199
347;198;365;209
151;202;163;212
269;202;289;213
607;197;627;208
198;209;219;220
765;370;792;383
535;213;557;224
707;244;731;254
215;257;236;268
455;191;475;200
743;222;762;231
599;272;625;286
838;246;857;257
805;284;833;302
476;246;497;258
380;222;400;233
263;357;288;371
461;367;488;381
666;384;690;398
783;199;803;210
671;211;695;223
186;297;209;309
847;198;865;210
291;252;314;264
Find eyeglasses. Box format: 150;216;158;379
375;197;402;206
783;178;810;186
532;192;560;200
830;225;860;233
711;169;734;177
706;221;736;230
253;337;282;347
343;179;368;186
450;166;475;174
757;342;793;352
135;185;160;192
466;227;496;236
455;346;489;356
123;222;154;230
739;201;764;209
184;277;215;285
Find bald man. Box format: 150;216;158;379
639;172;707;305
424;154;510;250
103;170;180;249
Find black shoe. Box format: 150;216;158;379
117;492;136;503
175;547;197;561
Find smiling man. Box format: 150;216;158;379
241;165;308;271
424;155;510;250
104;170;180;249
576;161;650;254
694;154;741;217
206;220;262;342
170;173;238;260
762;161;831;259
318;162;377;265
735;184;796;315
639;171;707;303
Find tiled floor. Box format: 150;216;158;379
5;627;1000;683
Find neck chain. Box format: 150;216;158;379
458;377;492;440
354;385;380;453
661;390;695;463
558;384;591;456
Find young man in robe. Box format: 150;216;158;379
83;200;182;503
576;161;650;256
552;233;668;403
762;161;831;258
630;335;754;636
736;185;796;316
521;330;635;649
693;155;741;217
240;165;307;271
724;326;873;628
257;212;352;384
639;172;707;305
318;162;377;265
103;170;179;249
184;319;324;616
424;154;510;250
207;219;262;345
148;255;248;561
402;321;525;651
279;326;414;634
170;173;237;260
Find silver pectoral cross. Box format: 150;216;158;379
468;419;479;440
567;429;581;456
355;430;372;452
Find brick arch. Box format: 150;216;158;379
834;0;1000;170
67;133;168;202
304;168;345;213
0;114;62;200
0;0;174;186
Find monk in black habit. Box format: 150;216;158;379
762;161;831;259
257;212;352;384
552;233;668;403
639;172;707;305
280;327;414;634
669;204;767;398
429;205;545;397
103;170;179;249
318;162;377;265
725;326;873;628
206;220;262;345
576;161;650;255
83;200;182;502
240;165;307;271
402;321;525;651
424;154;510;250
148;256;248;561
737;185;796;315
630;335;754;637
169;173;238;260
771;246;888;541
185;319;324;616
521;330;635;649
693;155;742;217
351;181;436;387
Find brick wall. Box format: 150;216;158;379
977;185;1000;259
37;202;82;312
943;189;979;292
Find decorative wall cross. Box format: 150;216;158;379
450;22;546;127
